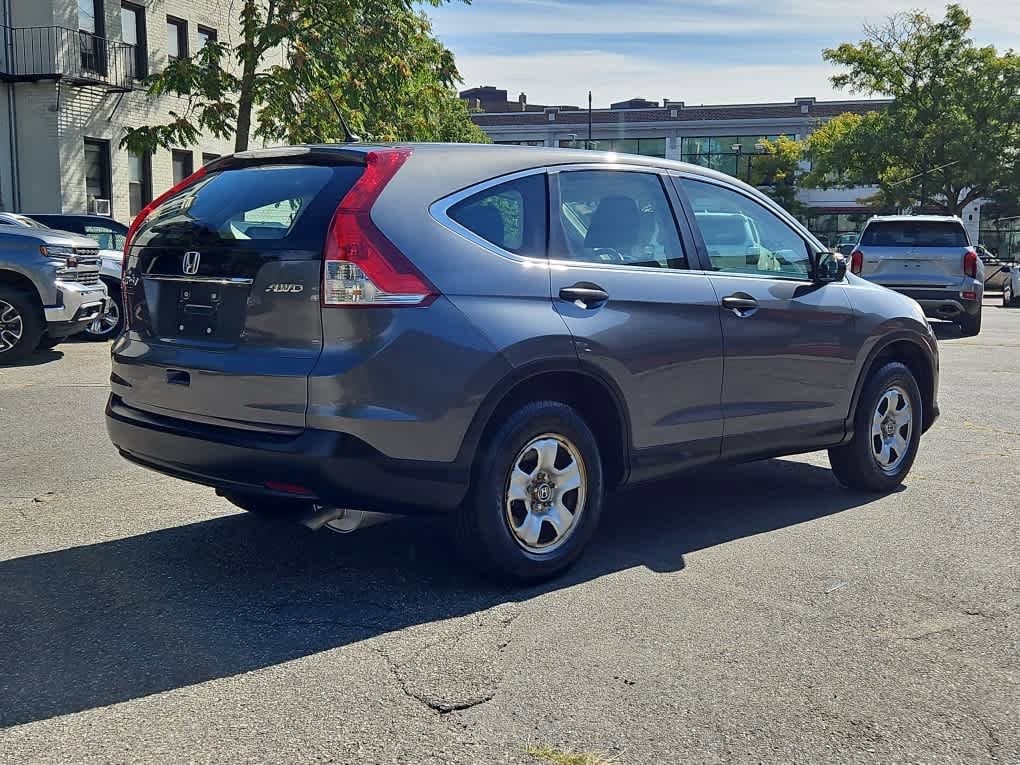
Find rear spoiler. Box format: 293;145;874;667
207;145;385;172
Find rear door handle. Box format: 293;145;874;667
721;294;758;316
559;283;609;309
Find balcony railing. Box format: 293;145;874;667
0;25;137;91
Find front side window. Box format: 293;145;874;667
448;173;547;258
85;223;127;250
680;178;811;279
553;170;687;269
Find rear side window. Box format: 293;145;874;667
136;164;363;248
448;174;547;258
861;221;968;247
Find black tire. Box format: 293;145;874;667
455;401;605;583
959;310;981;336
0;286;44;364
221;492;309;517
85;284;122;340
829;362;922;492
1003;284;1016;307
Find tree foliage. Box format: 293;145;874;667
121;0;486;156
749;135;806;214
805;4;1020;215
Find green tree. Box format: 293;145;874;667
121;0;485;156
749;135;806;214
805;4;1020;215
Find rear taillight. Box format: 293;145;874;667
850;249;863;275
122;166;209;279
963;248;978;279
322;148;437;307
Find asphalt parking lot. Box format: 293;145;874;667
1;299;1017;764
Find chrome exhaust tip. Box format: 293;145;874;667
300;505;394;534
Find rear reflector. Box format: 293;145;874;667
849;249;863;275
323;148;437;307
963;248;978;279
264;481;313;496
961;291;977;301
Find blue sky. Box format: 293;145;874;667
426;0;1020;106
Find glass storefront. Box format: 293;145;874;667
681;135;794;178
495;140;546;147
558;137;667;157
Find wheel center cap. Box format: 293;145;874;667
882;417;897;437
535;484;552;502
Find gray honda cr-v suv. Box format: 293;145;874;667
106;144;939;581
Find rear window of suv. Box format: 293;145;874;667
136;164;363;248
861;221;968;247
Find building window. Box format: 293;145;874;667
84;139;112;208
78;0;106;74
172;149;194;185
127;151;152;218
201;153;221;166
121;2;147;78
558;137;666;158
197;25;217;49
166;16;187;61
494;140;545;147
680;135;795;177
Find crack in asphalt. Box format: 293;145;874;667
373;602;523;716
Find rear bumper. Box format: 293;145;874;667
105;395;469;513
886;287;981;321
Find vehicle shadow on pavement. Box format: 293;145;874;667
4;349;63;367
0;457;878;729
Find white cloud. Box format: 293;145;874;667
455;50;850;106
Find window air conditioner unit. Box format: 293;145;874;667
91;198;112;216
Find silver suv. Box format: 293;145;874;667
850;215;983;335
106;144;940;581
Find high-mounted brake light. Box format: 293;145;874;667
963;248;978;279
121;165;209;279
322;148;437;307
849;249;863;275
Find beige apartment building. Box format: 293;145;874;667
1;0;256;223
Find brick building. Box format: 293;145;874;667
0;0;271;223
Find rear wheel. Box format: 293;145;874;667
455;401;604;582
829;362;922;492
959;309;981;336
0;287;44;364
1004;283;1017;307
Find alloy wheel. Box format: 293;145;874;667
871;385;913;475
504;433;587;554
86;299;120;338
0;299;24;354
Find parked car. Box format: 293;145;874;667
106;144;940;581
835;232;859;256
850;215;983;336
25;213;128;339
975;244;1011;292
1002;264;1019;307
0;223;109;362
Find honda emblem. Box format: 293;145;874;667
182;251;201;275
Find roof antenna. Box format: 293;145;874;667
323;89;361;143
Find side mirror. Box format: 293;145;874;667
814;251;846;283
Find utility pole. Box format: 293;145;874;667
587;91;593;150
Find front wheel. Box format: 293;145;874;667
0;287;44;364
829;362;922;492
1004;283;1017;307
456;401;605;582
959;310;981;337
